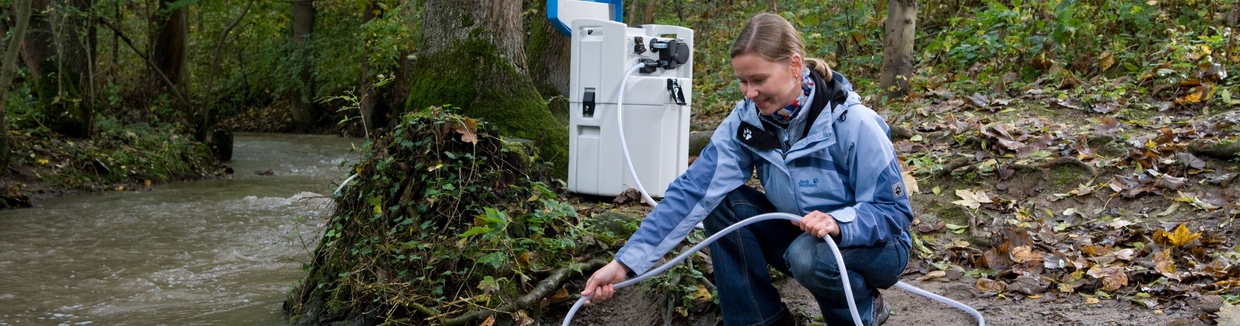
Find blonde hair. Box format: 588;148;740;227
730;13;833;80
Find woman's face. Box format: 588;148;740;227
732;53;803;116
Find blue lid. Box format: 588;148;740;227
547;0;623;36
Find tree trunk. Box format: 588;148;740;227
643;0;657;24
879;0;917;101
408;0;568;177
769;0;777;12
525;0;570;97
289;0;317;132
151;0;187;112
1;0;34;172
21;0;95;138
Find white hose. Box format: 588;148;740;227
616;62;659;207
561;215;987;326
334;173;358;196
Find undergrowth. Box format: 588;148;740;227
284;107;633;325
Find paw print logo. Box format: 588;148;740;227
743;128;752;140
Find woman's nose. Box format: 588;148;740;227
743;85;757;99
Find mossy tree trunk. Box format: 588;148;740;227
407;0;568;178
523;0;570;98
879;0;917;101
20;0;96;138
289;0;318;132
1;0;34;172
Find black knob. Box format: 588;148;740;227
672;42;690;64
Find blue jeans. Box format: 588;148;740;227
703;186;909;326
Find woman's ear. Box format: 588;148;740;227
790;54;804;76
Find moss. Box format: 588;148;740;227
405;34;569;179
1050;164;1088;188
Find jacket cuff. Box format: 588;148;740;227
614;244;652;275
830;206;858;247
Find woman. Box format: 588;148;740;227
582;13;912;326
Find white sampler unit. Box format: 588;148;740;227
564;17;693;198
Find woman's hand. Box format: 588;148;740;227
581;260;630;305
792;210;839;238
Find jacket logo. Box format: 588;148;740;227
798;178;819;188
893;183;905;197
743;128;752;140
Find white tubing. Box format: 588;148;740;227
894;281;985;326
334;173;359;196
616;62;659;208
562;212;985;326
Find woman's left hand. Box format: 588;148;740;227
793;210;839;238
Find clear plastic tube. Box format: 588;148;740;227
616;62;658;207
563;212;985;326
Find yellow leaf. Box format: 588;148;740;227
692;284;712;301
1154;224;1201;247
1087;266;1128;291
37;158;49;165
1099;51;1115;71
551;287;570;301
117;186;125;191
1085;296;1100;304
144;179;152;187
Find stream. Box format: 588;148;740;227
0;133;360;326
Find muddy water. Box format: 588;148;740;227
0;133;360;326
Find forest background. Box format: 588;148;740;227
1;0;1239;325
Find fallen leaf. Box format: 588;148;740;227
1085;296;1100;304
1153;249;1179;280
923;270;947;281
1153;224;1201;248
551;287;570;301
454;118;479;144
953;189;993;210
480;315;496;326
1010;246;1042;263
976;278;1007;292
1087;266;1128;291
693;284;712;301
1218;302;1240;326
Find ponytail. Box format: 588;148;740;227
804;57;833;81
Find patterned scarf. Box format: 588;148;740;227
767;68;815;125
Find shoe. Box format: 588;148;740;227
873;292;890;326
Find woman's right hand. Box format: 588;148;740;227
581;260;630;305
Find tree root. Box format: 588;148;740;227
441;258;609;326
933;157;1096;179
1187;139;1240;160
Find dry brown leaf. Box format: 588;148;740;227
1218;302;1240;326
1087;266;1128;292
454;118;479;144
953;189;992;210
1153;249;1179;280
1010;246;1042;263
480;315;496;326
923;270;947;281
976;278;1007;292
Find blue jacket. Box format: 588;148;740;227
614;71;914;275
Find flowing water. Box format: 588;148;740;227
0;133;361;326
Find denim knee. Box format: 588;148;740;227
784;235;838;285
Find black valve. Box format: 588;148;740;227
650;38;690;70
